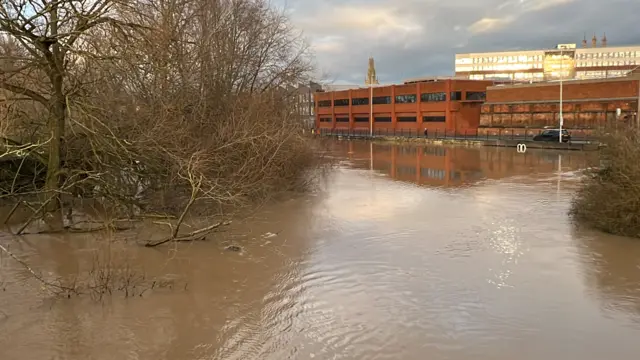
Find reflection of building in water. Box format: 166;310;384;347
332;141;596;188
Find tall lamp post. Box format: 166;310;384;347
369;83;374;137
558;49;564;143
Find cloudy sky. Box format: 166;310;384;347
277;0;640;84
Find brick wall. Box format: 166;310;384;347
487;78;639;102
315;79;493;133
481;78;639;133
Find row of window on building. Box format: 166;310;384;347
458;59;638;73
460;50;640;66
576;70;629;78
465;55;544;64
576;51;640;59
469;73;545;80
317;91;486;107
576;60;638;67
319;115;447;123
459;63;543;72
469;68;630;80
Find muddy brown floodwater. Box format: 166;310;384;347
2;140;640;360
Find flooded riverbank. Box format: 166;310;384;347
2;140;640;360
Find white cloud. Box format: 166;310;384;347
313;36;346;54
286;0;640;83
296;4;421;38
524;0;577;11
468;17;515;34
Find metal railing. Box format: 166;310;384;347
313;128;595;143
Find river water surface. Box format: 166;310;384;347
2;140;640;360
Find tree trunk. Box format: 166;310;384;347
44;74;65;231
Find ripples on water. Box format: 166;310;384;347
2;141;640;360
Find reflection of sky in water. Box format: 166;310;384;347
487;220;525;289
322;170;424;222
293;142;640;359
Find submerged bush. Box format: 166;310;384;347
570;129;640;237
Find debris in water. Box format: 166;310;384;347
225;245;242;252
262;232;278;239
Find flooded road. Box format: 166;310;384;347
2;140;640;360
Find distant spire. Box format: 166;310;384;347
602;32;607;47
592;34;597;48
582;33;587;48
365;56;379;86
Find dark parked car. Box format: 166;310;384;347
533;129;571;143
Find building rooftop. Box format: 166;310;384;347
457;43;640;57
487;72;639;90
322;84;364;91
403;76;469;84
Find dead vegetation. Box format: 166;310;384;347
570;127;640;238
0;0;317;231
0;0;319;297
0;232;182;300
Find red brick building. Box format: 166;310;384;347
479;75;640;137
315;79;494;135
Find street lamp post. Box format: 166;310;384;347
559;49;564;143
369;84;374;137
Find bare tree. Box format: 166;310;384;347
1;0;316;240
0;0;140;229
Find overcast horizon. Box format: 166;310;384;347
278;0;640;85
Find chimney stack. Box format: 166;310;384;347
592;34;597;48
602;33;607;47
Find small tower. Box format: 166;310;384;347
591;34;597;48
601;33;607;47
365;56;380;86
582;33;587;48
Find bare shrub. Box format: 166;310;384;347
86;242;147;301
1;0;318;237
570;127;640;237
0;229;181;300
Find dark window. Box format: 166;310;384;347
397;116;417;122
319;117;332;123
354;117;369;122
423;116;446;122
466;91;486;101
375;116;392;122
335;117;349;122
372;96;392;104
450;91;462;101
334;99;349;106
421;92;446;102
318;100;331;107
395;94;417;104
449;170;461;180
352;97;369;105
